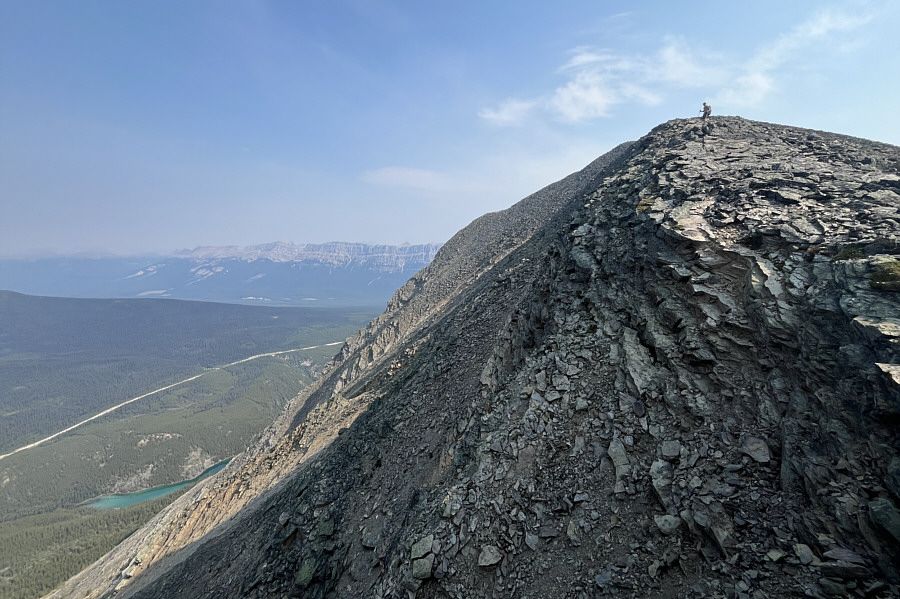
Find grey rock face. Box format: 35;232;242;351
869;498;900;544
410;534;434;560
411;554;434;579
477;545;503;567
50;118;900;599
740;436;771;463
654;514;682;535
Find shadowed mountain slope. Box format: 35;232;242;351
48;118;900;599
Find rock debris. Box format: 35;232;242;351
48;117;900;599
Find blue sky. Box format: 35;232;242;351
1;0;898;257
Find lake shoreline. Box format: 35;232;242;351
82;458;232;509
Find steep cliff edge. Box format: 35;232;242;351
48;118;900;599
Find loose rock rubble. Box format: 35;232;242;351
48;118;899;599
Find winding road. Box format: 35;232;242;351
0;341;344;463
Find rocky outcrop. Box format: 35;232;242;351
47;118;900;599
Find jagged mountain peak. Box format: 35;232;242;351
49;117;900;599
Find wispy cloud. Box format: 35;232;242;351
479;37;720;126
479;4;882;125
361;141;611;208
716;6;877;107
477;99;539;126
550;72;619;121
654;39;723;87
558;47;608;71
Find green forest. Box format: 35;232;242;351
1;354;315;521
0;291;379;599
0;492;186;599
0;290;376;452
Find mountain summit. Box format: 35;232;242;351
49;118;900;599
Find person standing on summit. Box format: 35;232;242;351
701;102;711;121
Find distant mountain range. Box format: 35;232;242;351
0;241;442;307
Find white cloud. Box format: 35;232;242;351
480;4;883;124
359;140;612;239
362;133;610;199
654;38;725;87
478;98;538;126
559;47;609;71
480;38;716;126
715;72;775;108
549;72;617;121
619;82;664;107
716;6;877;108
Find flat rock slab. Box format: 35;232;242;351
410;534;434;560
411;554;434;579
478;545;503;567
654;514;682;535
740;437;771;463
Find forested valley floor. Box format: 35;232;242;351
0;292;378;599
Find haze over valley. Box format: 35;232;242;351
1;2;899;599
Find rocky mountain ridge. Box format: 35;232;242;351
172;241;442;269
48;117;900;599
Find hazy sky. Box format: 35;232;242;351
2;1;898;257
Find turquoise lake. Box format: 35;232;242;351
84;459;231;509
